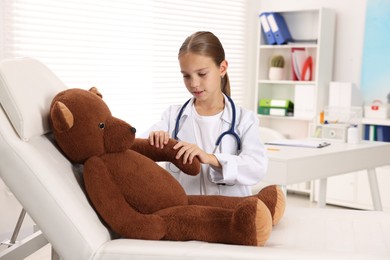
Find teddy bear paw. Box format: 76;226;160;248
256;185;286;226
232;197;272;246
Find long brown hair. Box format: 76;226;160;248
178;31;231;97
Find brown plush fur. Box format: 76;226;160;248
49;87;285;246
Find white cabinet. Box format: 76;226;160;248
254;8;336;139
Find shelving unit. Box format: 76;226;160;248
362;118;390;127
254;8;336;139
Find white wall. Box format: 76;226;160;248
246;0;367;109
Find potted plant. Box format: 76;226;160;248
268;55;285;80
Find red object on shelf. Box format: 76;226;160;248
301;56;313;81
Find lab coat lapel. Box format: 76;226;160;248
176;99;197;144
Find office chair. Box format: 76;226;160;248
1;58;389;260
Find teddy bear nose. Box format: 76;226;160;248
130;127;136;134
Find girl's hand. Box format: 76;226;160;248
173;141;221;168
148;131;170;149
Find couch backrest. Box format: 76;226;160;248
0;58;67;141
0;58;111;260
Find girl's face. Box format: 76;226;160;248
179;52;227;102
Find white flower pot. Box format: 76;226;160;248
268;67;285;81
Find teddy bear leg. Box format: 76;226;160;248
255;185;286;226
187;195;243;209
156;198;272;246
231;197;273;246
188;185;285;226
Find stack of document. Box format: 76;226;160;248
258;99;294;116
265;139;331;148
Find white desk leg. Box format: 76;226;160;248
367;168;383;211
317;178;327;208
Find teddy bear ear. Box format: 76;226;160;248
89;86;103;98
51;101;74;132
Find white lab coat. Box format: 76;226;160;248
141;95;268;196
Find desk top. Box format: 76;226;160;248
263;140;390;184
266;140;390;160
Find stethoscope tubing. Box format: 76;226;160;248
173;95;241;151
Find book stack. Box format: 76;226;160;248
291;48;313;81
258;99;294;116
260;12;292;45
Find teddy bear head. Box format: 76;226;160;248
50;87;136;163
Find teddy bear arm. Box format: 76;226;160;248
132;138;200;176
84;157;166;240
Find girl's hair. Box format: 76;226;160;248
178;31;231;97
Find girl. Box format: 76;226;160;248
143;31;268;196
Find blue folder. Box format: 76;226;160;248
259;13;276;45
364;124;390;142
266;12;292;45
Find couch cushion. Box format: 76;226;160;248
0;57;67;141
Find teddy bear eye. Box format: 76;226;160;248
98;122;105;129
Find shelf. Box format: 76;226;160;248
258;80;315;85
259;43;317;49
255;7;335;140
257;114;312;121
362;118;390;126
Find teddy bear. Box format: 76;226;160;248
49;87;285;246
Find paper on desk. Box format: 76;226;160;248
265;139;331;148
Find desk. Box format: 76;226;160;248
263;140;390;210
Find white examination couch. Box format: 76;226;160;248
0;58;389;260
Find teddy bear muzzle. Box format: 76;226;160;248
102;117;137;153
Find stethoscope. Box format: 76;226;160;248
170;95;241;188
173;94;241;151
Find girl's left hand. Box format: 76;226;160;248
173;141;221;168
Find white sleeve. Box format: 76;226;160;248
209;109;268;186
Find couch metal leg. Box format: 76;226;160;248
0;208;49;260
1;208;27;248
51;246;61;260
9;209;27;246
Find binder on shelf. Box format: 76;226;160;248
258;99;294;116
376;125;390;141
259;99;293;109
266;12;292;45
364;124;390;142
259;13;276;45
258;107;292;116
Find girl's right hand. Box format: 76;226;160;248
148;131;170;149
